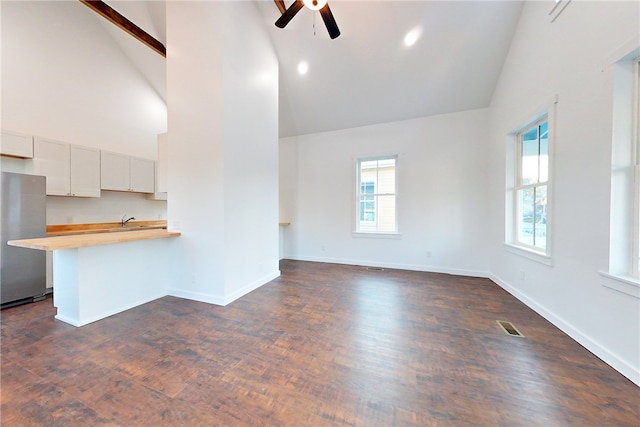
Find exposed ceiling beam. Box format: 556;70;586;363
274;0;287;14
80;0;166;58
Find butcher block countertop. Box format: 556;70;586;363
47;220;168;236
8;229;181;251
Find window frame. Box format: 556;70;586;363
354;155;399;235
632;60;640;278
504;97;557;264
601;43;640;296
514;118;550;251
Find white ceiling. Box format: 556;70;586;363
255;0;524;137
100;1;524;138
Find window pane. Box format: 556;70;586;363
533;185;547;249
517;188;535;246
521;127;539;184
360;195;375;222
361;181;374;194
377;159;396;194
539;121;549;183
377;194;396;232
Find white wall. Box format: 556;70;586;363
1;1;165;159
166;1;279;305
1;1;167;224
222;2;280;300
46;192;166;224
487;1;640;384
279;109;490;276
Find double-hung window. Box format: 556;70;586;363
603;51;640;294
356;156;397;233
632;61;640;278
515;119;550;251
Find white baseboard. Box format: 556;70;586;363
283;255;489;278
222;270;281;305
55;292;166;327
167;288;225;306
490;273;640;387
168;270;281;307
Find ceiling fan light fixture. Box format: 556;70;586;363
303;0;328;12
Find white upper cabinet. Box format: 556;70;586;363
1;130;33;158
130;157;155;193
70;145;101;197
33;138;70;195
33;138;100;197
101;151;130;191
101;151;155;193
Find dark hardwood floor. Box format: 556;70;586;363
2;260;639;426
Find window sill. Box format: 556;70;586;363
352;232;402;239
503;243;553;266
599;272;640;299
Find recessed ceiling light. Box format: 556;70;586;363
403;27;422;47
297;61;309;75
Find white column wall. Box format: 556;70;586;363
279;109;490;277
486;1;640;384
166;1;279;304
221;2;280;301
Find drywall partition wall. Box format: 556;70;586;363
166;1;226;303
0;1;165;159
221;2;280;300
166;2;279;305
487;1;640;384
280;109;490;276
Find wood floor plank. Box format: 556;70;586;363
1;260;638;426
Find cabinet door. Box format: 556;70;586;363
1;130;33;158
130;157;155;193
101;151;130;191
70;145;100;197
33;138;70;195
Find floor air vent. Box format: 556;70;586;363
366;267;385;271
496;320;525;337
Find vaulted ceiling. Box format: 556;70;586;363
100;0;523;138
255;1;524;137
5;1;524;144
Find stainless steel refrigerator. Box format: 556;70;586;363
1;172;47;308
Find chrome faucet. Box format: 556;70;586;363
121;214;135;228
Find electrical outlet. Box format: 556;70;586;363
519;270;526;280
426;251;432;258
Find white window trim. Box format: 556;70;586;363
632;60;640;278
354;154;398;235
504;95;557;262
603;43;640;298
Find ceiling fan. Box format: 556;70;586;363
275;0;340;40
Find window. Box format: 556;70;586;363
604;48;640;291
356;156;397;233
633;61;640;278
515;118;549;251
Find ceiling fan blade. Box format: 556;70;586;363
275;0;304;28
319;3;340;39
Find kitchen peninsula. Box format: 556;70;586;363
8;228;180;326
